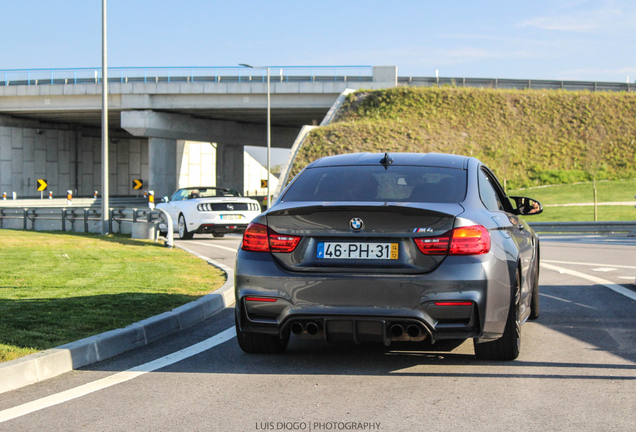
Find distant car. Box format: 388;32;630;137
234;152;542;360
157;187;261;239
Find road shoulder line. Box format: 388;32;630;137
541;262;636;302
0;328;237;424
0;244;235;395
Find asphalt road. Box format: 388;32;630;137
1;234;635;432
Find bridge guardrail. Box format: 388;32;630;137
399;76;635;93
0;66;373;86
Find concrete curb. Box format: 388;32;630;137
0;244;235;395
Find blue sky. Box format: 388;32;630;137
2;0;636;82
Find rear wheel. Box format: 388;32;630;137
235;315;289;354
474;269;521;361
178;214;194;240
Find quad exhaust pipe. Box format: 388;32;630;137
390;323;424;339
290;321;320;336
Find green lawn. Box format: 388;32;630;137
508;178;636;222
508;178;636;206
526;205;635;222
0;230;225;363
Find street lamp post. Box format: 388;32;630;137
239;64;270;208
101;0;109;234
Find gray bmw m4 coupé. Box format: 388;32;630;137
235;152;542;360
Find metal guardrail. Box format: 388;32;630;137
0;207;173;245
529;221;636;234
399;76;636;93
0;66;373;86
2;67;634;93
0;197;147;209
3;207;633;237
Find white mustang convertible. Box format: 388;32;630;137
157;186;261;239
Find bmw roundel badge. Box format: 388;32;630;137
349;217;364;232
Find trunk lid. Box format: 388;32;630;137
266;201;464;274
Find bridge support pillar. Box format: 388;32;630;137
149;137;177;199
216;143;244;194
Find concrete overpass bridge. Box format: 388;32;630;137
0;66;398;198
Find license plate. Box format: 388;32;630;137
220;214;242;220
317;242;398;260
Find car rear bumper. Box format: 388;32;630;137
194;223;248;234
235;249;512;344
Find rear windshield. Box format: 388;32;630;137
282;166;467;203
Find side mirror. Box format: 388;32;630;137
509;196;543;215
161;196;169;203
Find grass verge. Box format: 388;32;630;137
508;178;636;206
509;178;635;222
0;230;226;363
526;205;635;222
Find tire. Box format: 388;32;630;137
529;254;540;320
235;314;289;354
213;233;225;238
474;269;521;361
178;214;194;240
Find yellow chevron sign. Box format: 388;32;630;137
37;179;48;192
132;179;143;190
261;179;268;188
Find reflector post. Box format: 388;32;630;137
148;190;155;209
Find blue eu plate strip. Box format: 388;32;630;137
317;242;324;259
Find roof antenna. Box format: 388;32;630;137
380;152;393;169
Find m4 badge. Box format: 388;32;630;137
413;228;434;233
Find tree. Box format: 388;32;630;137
584;125;606;222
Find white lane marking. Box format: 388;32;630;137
0;327;236;424
541;263;636;302
540;293;572;303
539;293;597;309
543;260;636;270
618;276;636;281
591;267;617;272
189;241;239;253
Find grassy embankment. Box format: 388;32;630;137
288;86;636;221
509;178;635;222
0;230;225;363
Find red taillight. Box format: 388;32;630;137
414;225;490;256
449;225;490;255
241;223;301;253
414;234;450;255
268;229;301;253
242;223;269;252
244;297;277;302
434;301;473;306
